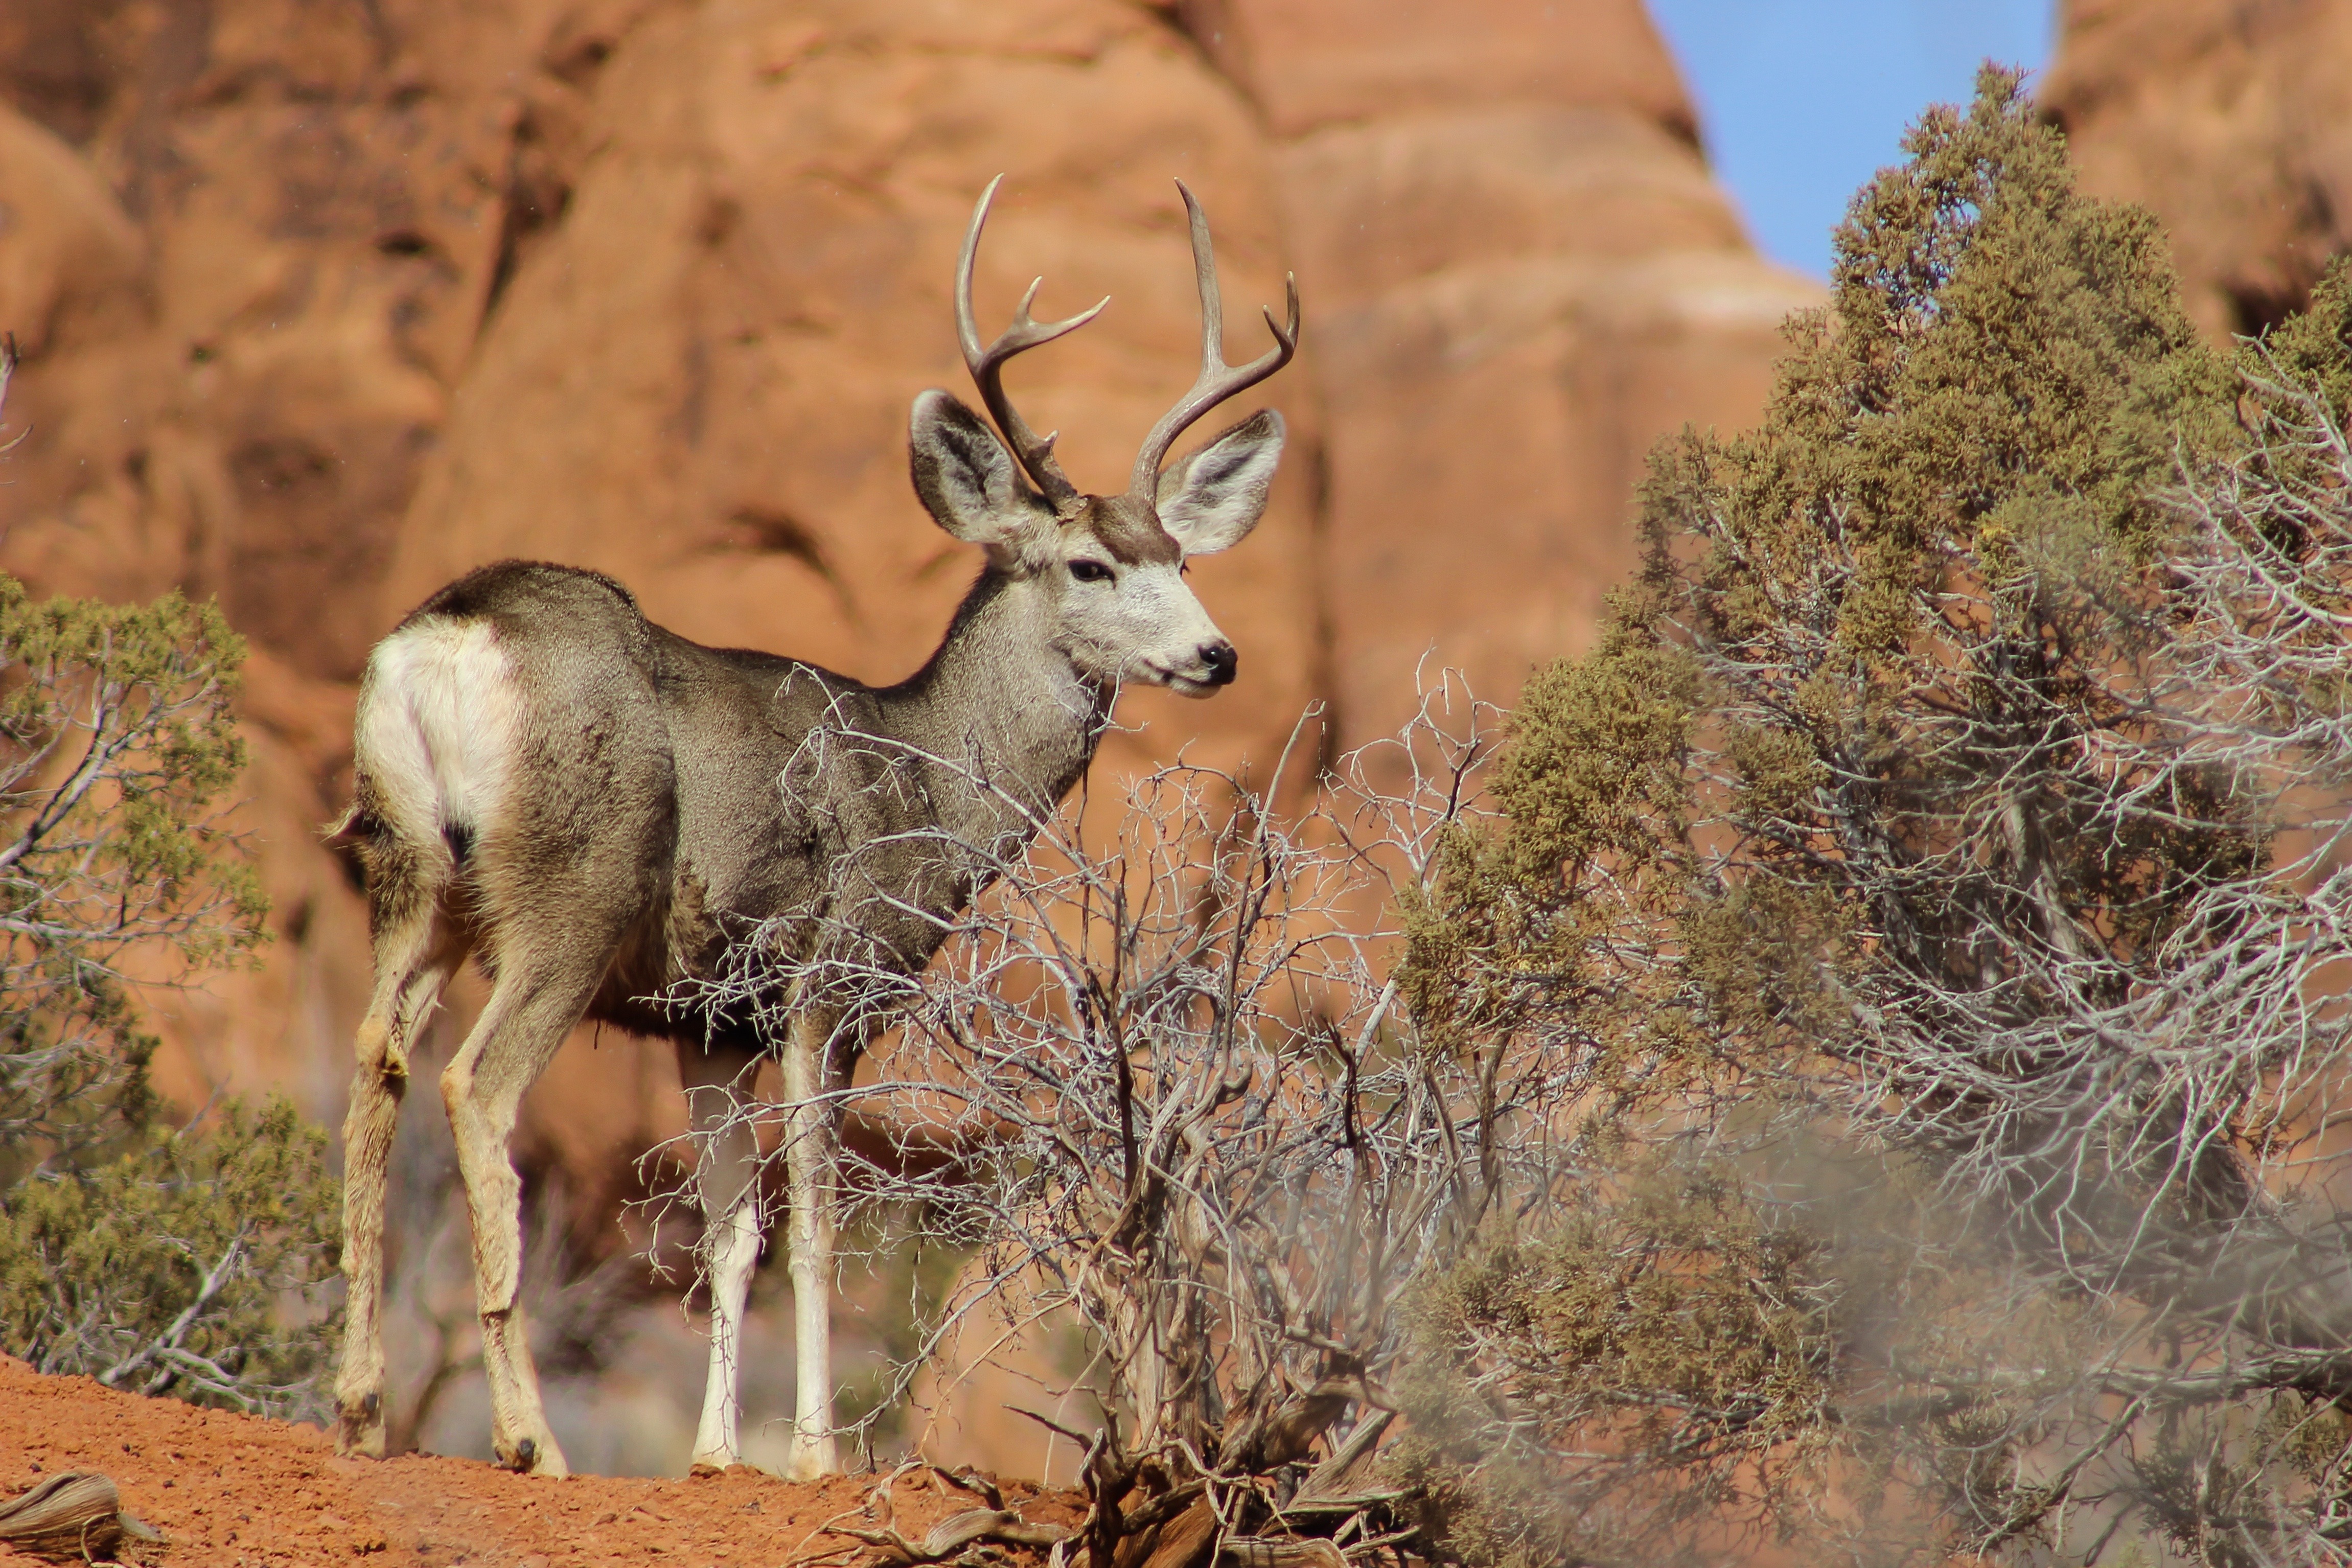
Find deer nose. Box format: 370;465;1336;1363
1198;640;1238;685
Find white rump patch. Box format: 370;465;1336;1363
355;616;524;854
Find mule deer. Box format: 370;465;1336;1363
331;177;1297;1478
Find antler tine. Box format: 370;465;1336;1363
1128;179;1300;499
956;175;1109;512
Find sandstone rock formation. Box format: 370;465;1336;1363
2045;0;2352;342
374;0;1320;788
0;0;1819;1476
0;0;1320;1139
1207;0;1820;749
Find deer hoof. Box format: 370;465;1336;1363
334;1393;385;1459
502;1436;570;1478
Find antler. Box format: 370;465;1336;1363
957;175;1109;513
1128;179;1299;499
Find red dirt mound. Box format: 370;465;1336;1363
0;1357;1075;1567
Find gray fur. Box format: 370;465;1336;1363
334;419;1283;1478
334;179;1295;1479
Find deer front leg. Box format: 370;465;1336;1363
680;1041;764;1472
782;1011;840;1479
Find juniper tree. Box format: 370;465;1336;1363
1397;69;2352;1565
0;345;340;1415
0;570;261;1174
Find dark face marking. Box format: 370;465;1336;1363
1073;493;1183;567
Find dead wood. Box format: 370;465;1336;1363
1129;1497;1218;1568
1220;1539;1346;1568
0;1472;164;1564
834;1470;1073;1568
1292;1413;1392;1506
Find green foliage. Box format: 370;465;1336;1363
1391;1170;1837;1568
0;1098;341;1414
0;574;266;1172
1393;66;2352;1563
0;566;340;1417
1416;60;2249;1154
2251;256;2352;435
1398;617;1701;1070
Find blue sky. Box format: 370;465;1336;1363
1645;0;2058;279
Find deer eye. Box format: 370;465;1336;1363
1069;560;1115;585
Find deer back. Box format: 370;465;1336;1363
348;176;1300;1059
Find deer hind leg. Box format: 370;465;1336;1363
336;852;467;1458
680;1041;765;1472
439;931;620;1479
783;1007;847;1479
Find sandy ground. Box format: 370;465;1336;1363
0;1357;1078;1567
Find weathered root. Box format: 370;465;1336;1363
815;1464;1073;1568
0;1472;165;1564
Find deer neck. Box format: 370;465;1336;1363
880;570;1109;845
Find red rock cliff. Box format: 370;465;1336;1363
2046;0;2352;341
1205;0;1818;747
0;0;1813;1231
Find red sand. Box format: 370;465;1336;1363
0;1357;1077;1566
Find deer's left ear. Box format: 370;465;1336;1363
1156;410;1284;556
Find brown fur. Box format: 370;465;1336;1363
333;549;1112;1473
334;179;1294;1479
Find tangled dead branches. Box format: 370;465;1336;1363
661;681;1562;1567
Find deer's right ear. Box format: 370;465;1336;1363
910;390;1036;545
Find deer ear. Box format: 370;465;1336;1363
1155;409;1284;556
910;390;1039;544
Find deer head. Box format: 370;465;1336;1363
909;177;1298;697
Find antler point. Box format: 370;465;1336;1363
954;176;1091;506
1123;187;1298;497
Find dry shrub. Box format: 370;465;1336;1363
673;685;1569;1562
650;69;2352;1566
